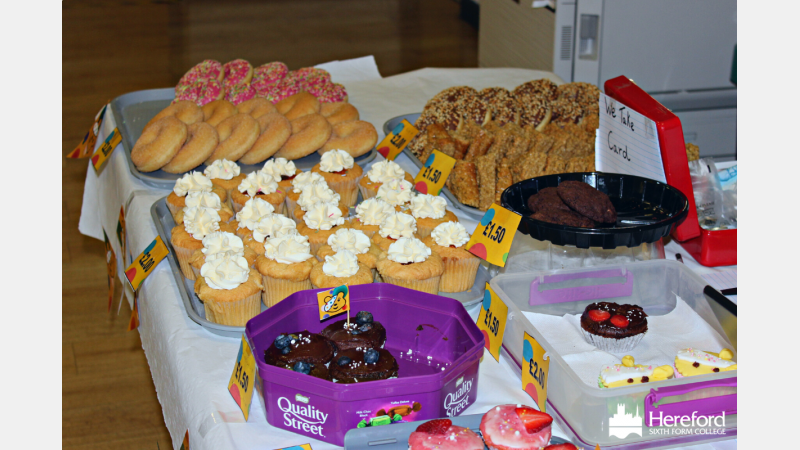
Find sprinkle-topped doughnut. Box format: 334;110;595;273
290;67;332;90
273;78;301;103
175;79;224;106
225;83;256;105
223;59;253;87
253;62;289;86
178;59;223;85
309;82;348;103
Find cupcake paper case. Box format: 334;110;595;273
310;249;373;289
409;193;459;238
195;253;263;326
422;222;480;293
376;237;443;294
579;302;648;353
311;149;363;207
256;234;317;307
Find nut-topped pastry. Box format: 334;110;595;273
264;331;336;367
580;302;648;352
329;348;399;383
320;311;387;351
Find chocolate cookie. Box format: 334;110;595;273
264;331;336;367
580;302;648;339
530;209;595;228
329;348;399;383
320;318;386;351
556;181;617;223
526;187;571;213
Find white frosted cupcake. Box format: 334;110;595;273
297;201;348;254
358;159;413;200
372;211;419;252
409;193;459;238
195;253;263;326
234;197;275;240
203;159;245;203
311;149;363;207
376;237;444;294
188;231;257;279
422;222;480;293
286;171;326;220
293;181;347;225
166;171;227;218
232;171;287;214
246;213;298;255
175;190;234;225
260;157;297;193
376;178;414;212
316;228;383;278
347;198;395;239
255;234;316;307
310;249;373;289
171;206;237;279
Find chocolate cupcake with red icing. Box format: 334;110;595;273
580;302;648;352
264;330;336;367
320;311;386;351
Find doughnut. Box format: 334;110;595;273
273;78;301;103
320;120;378;157
145;100;204;130
202;100;238;127
274;113;332;160
308;82;348;103
176;79;224;106
225;83;256;105
320;102;359;126
238;113;292;165
222;59;253;87
131;116;188;172
236;98;277;119
276;91;320;121
161;122;219;173
206;114;261;164
177;60;223;85
253;62;288;87
290;67;331;91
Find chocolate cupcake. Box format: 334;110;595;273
320;311;386;351
280;361;332;381
264;330;336;366
329;348;399;383
580;302;648;352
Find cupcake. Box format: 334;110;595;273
174;190;234;225
234;197;275;240
422;222;480;292
347;198;395;238
293;181;345;225
311;149;363;207
329;348;398;384
310;249;373;289
231;171;287;214
375;178;414;212
376;237;444;294
316;228;382;276
674;348;737;378
372;211;419;252
409;193;459;238
166;171;227;218
170;206;237;279
194;253;264;326
297;201;348;254
255;234;316;307
264;330;336;367
320;310;386;351
599;355;674;388
245;213;297;255
204;159;246;203
286;171;325;220
188;231;257;279
579;302;648;352
260;157;297;193
358;159;413;200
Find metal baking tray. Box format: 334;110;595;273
344;412;571;450
384;113;485;219
151;197;489;337
111;88;377;190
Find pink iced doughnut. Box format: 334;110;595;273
272;79;301;104
186;79;224;106
254;84;280;103
223;59;253;87
309;82;349;103
253;62;289;85
225;84;257;105
178;59;223;85
175;82;201;103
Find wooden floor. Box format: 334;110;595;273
62;2;477;448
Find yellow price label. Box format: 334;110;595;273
91;127;122;174
316;285;350;321
521;331;550;413
377;119;419;161
275;445;313;450
68;103;107;159
179;430;190;450
124;236;169;292
465;203;521;267
476;283;508;362
413;149;456;196
228;335;257;421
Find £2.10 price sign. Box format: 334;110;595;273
377;119;419;161
476;283;508;361
124;236;169;292
413;150;456;196
228;335;257;420
522;331;550;413
465;203;521;267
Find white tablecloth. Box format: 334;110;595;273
77;57;737;450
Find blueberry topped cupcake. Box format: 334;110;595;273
321;310;387;351
329;348;398;383
264;331;336;366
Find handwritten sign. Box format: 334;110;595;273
68;103;107;159
125;236;169;292
91;127;122;174
413;149;456;195
228;335;256;420
476;283;508;361
521;331;550;412
316;285;350;321
596;93;666;183
465;204;521;267
377;119;419;161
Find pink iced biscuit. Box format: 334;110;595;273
195;79;224;106
309;82;349;103
253;62;289;85
408;425;484;450
223;59;253;87
179;59;223;85
225;83;257;105
480;405;553;450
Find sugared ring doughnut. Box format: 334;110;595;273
206;114;260;164
309;82;348;103
131;116;188;172
239;113;292;165
276;91;320;121
236;98;277;119
178;59;223;86
253;62;288;86
223;59;253;87
225;83;256;105
176;79;224;106
320;102;359;126
145;100;204;130
202;100;238;127
274;113;332;160
161;122;220;174
320;120;378;157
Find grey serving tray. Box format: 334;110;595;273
384;113;485;219
344;412;570;450
112;88;377;189
151;197;488;337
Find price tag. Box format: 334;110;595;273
91;127;122;174
127;291;139;331
68;103;107;159
179;430;190;450
275;445;313;450
413;149;456;195
521;331;550;413
103;230;117;312
228;335;257;420
316;285;350;321
476;283;508;361
465;204;521;267
376;119;419;161
124;236;169;292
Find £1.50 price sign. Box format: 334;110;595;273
228;335;257;421
476;283;508;361
413;150;456;195
521;331;550;413
465;203;521;267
